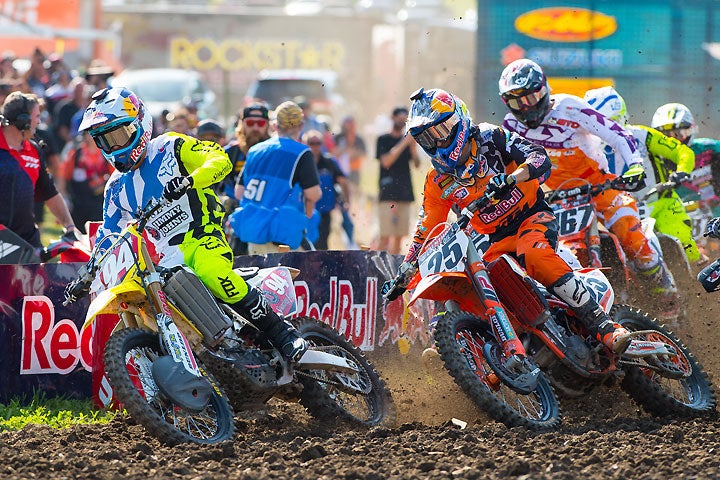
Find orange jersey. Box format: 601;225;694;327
411;124;551;248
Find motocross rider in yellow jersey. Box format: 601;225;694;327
584;87;701;266
63;87;308;362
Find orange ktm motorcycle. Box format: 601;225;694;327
383;190;716;430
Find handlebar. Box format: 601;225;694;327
137;196;171;233
457;191;495;229
546;178;631;203
640;181;677;202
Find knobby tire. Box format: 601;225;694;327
295;317;396;427
613;305;717;418
104;328;235;445
434;311;561;430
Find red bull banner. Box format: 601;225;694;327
0;250;435;405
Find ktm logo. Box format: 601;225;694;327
557;119;580;128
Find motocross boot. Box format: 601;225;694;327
231;286;309;362
549;272;632;354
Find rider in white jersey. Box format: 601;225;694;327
498;59;678;312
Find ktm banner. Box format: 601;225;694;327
0;250;435;405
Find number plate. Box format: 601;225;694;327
555;204;594;236
418;227;469;276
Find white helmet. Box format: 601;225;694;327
651;103;697;145
584;86;628;126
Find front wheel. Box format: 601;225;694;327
294;317;395;427
434;311;561;430
613;305;717;418
104;328;235;445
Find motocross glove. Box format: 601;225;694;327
64;277;91;304
668;171;691;186
382;261;417;301
619;164;646;189
486;173;516;198
163;176;194;201
705;217;720;239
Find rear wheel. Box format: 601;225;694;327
434;311;560;430
614;305;717;417
104;328;235;445
295;317;395;427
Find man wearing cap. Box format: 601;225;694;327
232;101;321;254
223;104;271;203
195;119;226;145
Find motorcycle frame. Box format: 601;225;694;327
407;222;527;358
82;221;206;374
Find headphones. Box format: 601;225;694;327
12;96;32;131
3;95;33;131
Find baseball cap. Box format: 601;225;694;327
275;101;304;130
196;119;225;138
242;103;269;120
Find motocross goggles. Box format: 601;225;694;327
412;113;460;151
91;121;138;154
501;85;548;110
658;125;697;143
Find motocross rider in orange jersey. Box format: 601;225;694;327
499;59;678;312
383;87;657;356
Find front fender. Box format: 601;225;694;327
407;272;483;315
82;282;147;330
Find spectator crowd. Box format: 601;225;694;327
0;46;419;257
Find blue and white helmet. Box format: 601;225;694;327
78;87;153;172
407;87;476;181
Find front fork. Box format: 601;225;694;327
466;248;526;358
146;272;201;377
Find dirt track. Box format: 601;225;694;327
2;277;720;479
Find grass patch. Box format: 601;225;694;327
39;205;65;248
0;392;117;431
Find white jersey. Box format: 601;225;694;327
503;94;642;189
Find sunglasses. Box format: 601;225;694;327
307;140;322;146
91;122;137;154
244;118;267;128
412;114;460;151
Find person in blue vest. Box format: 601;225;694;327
232;101;321;254
302;129;351;250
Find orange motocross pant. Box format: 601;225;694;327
483;210;572;288
593;189;659;270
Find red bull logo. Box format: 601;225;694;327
431;91;455;113
478;189;524;223
21;296;93;375
294;277;378;351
